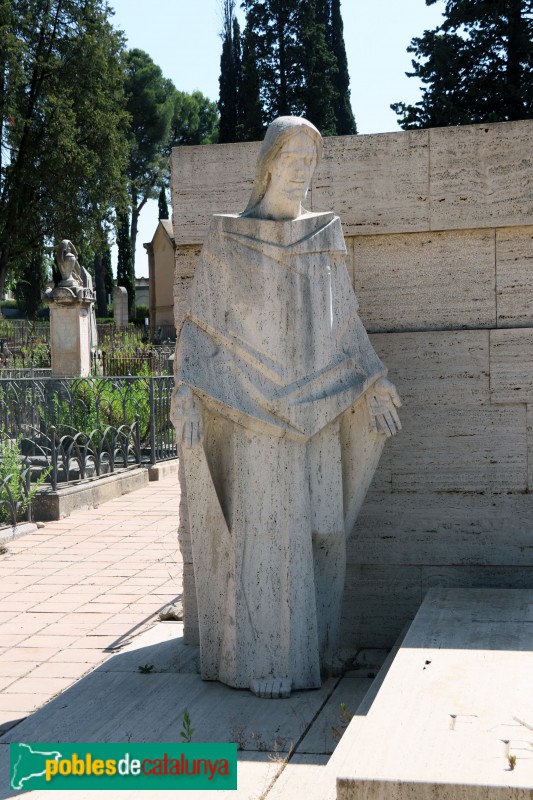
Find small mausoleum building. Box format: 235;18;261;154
144;219;176;338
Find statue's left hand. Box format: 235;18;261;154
366;377;402;437
171;385;204;448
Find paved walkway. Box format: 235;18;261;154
0;474;382;800
0;475;181;735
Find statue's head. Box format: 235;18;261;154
243;117;323;220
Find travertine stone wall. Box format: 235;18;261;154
171;119;533;650
352;229;496;332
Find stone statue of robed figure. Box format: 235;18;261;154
44;239;98;376
172;117;401;698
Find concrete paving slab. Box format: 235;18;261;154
96;620;200;674
1;620;337;754
265;754;329;799
295;677;373;755
0;743;281;800
336;588;533;800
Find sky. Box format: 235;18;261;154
108;0;446;277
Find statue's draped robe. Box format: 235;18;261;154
175;211;387;690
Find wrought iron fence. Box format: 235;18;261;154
0;319;172;349
0;345;51;371
0;376;176;492
94;346;174;377
152;324;176;343
0;320;50;349
100;352;154;376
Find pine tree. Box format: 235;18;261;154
158;186;169;220
124;49;174;269
125;49;219;265
116;210;135;320
392;0;533;129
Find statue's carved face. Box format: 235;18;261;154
267;131;317;210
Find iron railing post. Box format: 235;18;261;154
135;412;141;466
50;425;58;490
25;463;32;523
149;378;156;464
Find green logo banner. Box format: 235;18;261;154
10;742;237;791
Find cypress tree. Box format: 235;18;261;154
301;0;338;135
158;186;169;220
241;0;304;121
329;0;357;134
238;18;265;140
239;0;357;136
93;252;107;318
116;210;135;320
103;246;114;302
218;0;241;143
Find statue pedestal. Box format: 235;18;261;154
50;301;93;377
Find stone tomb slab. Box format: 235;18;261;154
336;588;533;800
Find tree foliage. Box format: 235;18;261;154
124;48;174;267
0;0;129;296
94;242;114;318
301;0;339;136
392;0;533;129
12;245;49;320
330;0;357;134
158;186;169;220
238;17;264;141
103;245;114;299
116;210;135;320
221;0;356;140
241;0;304;123
171;90;219;146
218;0;241;143
124;48;218;267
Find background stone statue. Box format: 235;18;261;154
52;239;98;352
172;116;401;698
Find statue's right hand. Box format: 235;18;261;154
171;385;203;447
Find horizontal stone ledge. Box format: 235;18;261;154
32;468;151;521
0;521;39;545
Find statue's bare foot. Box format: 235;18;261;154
249;677;291;699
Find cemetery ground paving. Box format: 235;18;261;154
0;475;181;734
